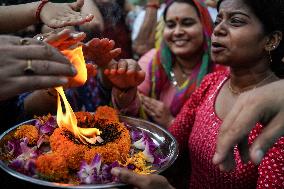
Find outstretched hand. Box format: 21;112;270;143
213;80;284;171
40;0;94;29
111;168;175;189
104;59;145;90
82;38;121;65
36;29;86;51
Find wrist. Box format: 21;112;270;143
115;87;136;96
35;0;49;23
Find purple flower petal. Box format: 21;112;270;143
39;117;57;135
36;134;49;148
101;161;121;182
5;139;21;157
133;137;145;150
78;161;96;184
127;164;135;170
78;154;103;184
142;140;155;163
130;129;142;141
153;155;170;166
91;154;102;174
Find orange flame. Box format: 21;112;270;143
61;46;87;87
55;46;101;144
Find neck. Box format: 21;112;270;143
175;54;201;70
229;66;278;93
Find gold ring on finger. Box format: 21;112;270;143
24;59;35;75
19;38;30;45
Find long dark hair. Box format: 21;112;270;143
217;0;284;77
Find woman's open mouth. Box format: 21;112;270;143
211;41;226;53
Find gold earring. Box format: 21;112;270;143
268;50;273;64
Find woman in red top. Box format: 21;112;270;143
110;0;284;188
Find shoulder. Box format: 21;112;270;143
199;70;229;88
138;49;157;71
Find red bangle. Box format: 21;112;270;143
146;3;160;9
35;0;49;22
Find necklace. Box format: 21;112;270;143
228;73;274;95
176;63;192;78
170;71;178;87
170;63;193;87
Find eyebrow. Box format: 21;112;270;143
228;10;250;18
166;17;196;21
218;10;250;18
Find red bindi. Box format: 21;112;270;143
175;17;180;22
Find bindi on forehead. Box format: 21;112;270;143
175;17;180;22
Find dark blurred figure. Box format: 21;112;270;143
95;0;133;59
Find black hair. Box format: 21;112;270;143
217;0;284;77
163;0;201;21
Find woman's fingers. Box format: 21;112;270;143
0;76;68;101
111;168;174;189
117;59;128;74
16;59;76;77
44;29;86;48
69;0;84;11
111;168;149;188
13;45;70;65
41;2;93;29
249;112;284;164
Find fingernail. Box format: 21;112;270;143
254;149;264;164
71;66;77;75
59;77;68;84
72;32;83;38
111;168;120;176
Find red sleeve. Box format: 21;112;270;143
257;137;284;188
168;71;226;152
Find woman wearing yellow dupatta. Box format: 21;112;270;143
112;0;225;128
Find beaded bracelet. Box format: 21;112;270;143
35;0;49;23
146;2;160;9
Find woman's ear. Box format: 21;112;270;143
265;31;282;51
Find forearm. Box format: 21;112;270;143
132;2;159;56
112;87;140;116
79;0;104;37
0;2;40;33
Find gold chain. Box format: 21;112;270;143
228;73;275;95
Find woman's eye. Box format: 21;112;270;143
230;18;245;25
182;20;195;27
165;21;176;29
214;19;221;27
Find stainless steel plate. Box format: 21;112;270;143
0;115;178;188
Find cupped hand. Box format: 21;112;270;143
140;94;174;128
40;0;94;29
0;35;76;101
213;80;284;171
82;38;121;65
111;168;175;189
104;59;145;90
